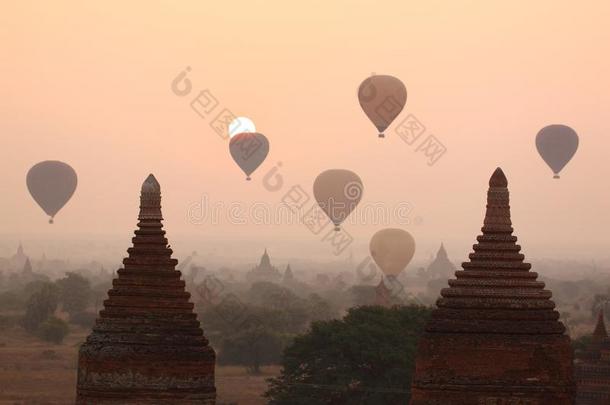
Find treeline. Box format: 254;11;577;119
197;281;339;374
0;272;109;343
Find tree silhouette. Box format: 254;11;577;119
266;305;431;405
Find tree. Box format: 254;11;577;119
22;283;59;333
265;305;432;405
307;293;337;322
37;316;70;344
0;290;25;310
348;285;376;307
56;272;91;315
218;325;285;374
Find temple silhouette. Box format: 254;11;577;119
410;168;575;404
575;311;610;404
246;248;281;283
76;175;216;404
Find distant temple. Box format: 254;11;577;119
282;264;295;284
246;249;281;283
374;277;392;307
575;311;610;404
425;243;456;298
410;168;574;404
76;175;216;404
426;243;455;279
22;257;33;275
10;243;28;270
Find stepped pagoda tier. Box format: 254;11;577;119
76;175;216;404
410;168;574;405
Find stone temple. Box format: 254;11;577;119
76;174;216;404
410;168;574;404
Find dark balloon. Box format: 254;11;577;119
535;125;579;179
358;75;407;138
229;132;269;180
26;161;78;223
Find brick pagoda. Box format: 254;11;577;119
410;168;574;404
76;174;216;404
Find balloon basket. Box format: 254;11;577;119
553;174;560;179
334;226;341;232
378;133;385;138
49;218;54;224
246;176;251;181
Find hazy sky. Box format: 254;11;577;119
1;1;609;263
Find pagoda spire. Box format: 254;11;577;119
410;168;574;404
76;174;216;404
426;166;563;334
22;258;32;274
592;310;608;343
437;243;447;258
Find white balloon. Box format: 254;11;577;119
228;117;256;138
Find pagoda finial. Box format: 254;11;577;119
138;174;163;222
489;167;508;187
593;310;608;342
142;174;161;193
482;167;513;233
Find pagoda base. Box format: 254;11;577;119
76;342;216;404
410;333;574;405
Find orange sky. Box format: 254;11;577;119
1;1;609;263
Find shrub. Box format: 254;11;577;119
0;290;25;310
37;316;69;344
22;283;59;333
56;272;92;315
0;314;20;330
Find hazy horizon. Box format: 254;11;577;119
2;1;609;263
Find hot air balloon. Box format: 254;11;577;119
26;161;78;224
358;74;407;138
313;169;363;231
229;132;269;180
369;228;415;278
535;125;579;179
